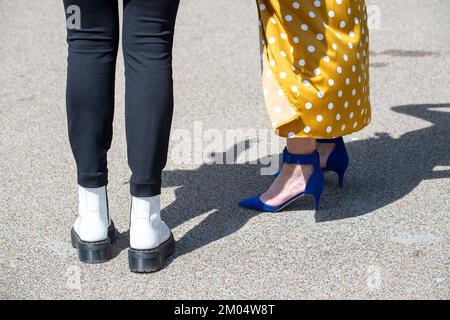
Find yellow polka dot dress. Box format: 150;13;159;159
257;0;371;138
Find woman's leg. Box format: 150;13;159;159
122;0;180;272
122;0;180;197
317;142;336;168
64;0;119;263
64;0;119;188
258;53;321;206
260;138;316;206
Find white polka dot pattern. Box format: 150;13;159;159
258;0;371;138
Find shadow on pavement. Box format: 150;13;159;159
315;103;449;222
113;103;450;262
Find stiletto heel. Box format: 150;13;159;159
239;148;324;212
317;137;349;188
313;193;321;209
337;170;345;188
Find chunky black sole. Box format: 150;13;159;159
71;221;116;264
128;232;175;273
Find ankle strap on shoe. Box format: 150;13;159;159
282;148;320;166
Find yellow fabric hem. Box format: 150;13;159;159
275;114;372;139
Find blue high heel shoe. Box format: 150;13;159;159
317;137;349;188
239;148;324;212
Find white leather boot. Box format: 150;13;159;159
71;186;116;263
128;195;175;273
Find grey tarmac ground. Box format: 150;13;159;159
0;0;449;299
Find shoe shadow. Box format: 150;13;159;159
115;103;450;261
111;230;129;259
161;141;266;259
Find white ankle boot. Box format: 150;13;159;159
128;195;175;273
71;186;116;263
129;196;170;249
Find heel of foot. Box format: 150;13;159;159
128;233;175;273
71;228;113;264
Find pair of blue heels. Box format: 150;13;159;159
239;138;349;212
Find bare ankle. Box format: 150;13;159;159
317;143;336;168
286;137;316;154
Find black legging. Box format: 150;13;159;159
63;0;180;197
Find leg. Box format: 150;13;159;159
122;0;180;197
64;0;119;263
122;0;180;273
260;138;316;206
317;142;336;168
64;0;119;187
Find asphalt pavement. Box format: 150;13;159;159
0;0;449;299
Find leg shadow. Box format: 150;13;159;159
161;141;278;258
119;103;449;259
315;103;450;222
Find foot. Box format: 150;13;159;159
260;163;314;206
317;142;336;169
71;186;114;263
73;186;110;242
128;195;175;273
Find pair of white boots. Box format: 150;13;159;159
72;186;171;267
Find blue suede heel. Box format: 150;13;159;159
239;148;324;212
317;137;349;188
